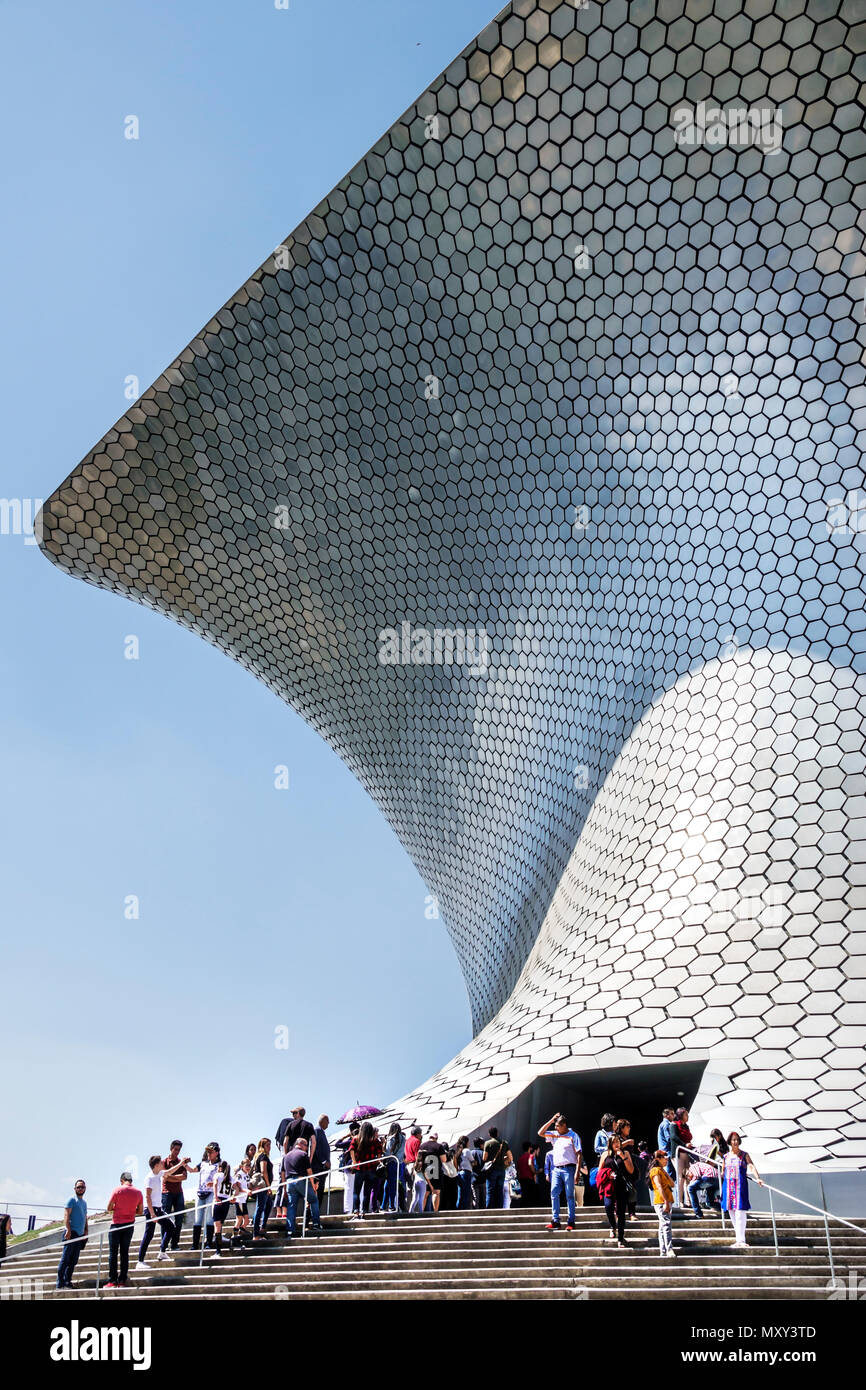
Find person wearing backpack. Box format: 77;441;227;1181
481;1127;513;1209
469;1136;486;1208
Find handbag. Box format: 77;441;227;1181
481;1139;505;1173
442;1159;458;1179
248;1171;266;1193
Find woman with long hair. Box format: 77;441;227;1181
192;1142;220;1252
348;1121;382;1221
455;1135;474;1210
381;1122;405;1214
596;1135;635;1248
252;1138;274;1242
232;1156;252;1243
207;1161;233;1260
708;1128;729;1163
721;1132;764;1248
614;1119;638;1220
671;1108;694;1207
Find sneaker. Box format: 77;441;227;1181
102;1282;118;1290
206;1251;221;1260
665;1249;677;1258
134;1262;151;1271
157;1253;173;1262
566;1223;575;1231
546;1221;561;1231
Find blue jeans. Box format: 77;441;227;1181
285;1178;320;1236
254;1190;273;1236
56;1234;86;1288
193;1194;213;1228
688;1176;720;1215
550;1165;576;1224
381;1160;400;1211
160;1191;185;1250
138;1206;170;1261
485;1171;505;1209
456;1171;474;1208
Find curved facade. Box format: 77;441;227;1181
40;0;866;1173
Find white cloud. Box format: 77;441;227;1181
0;1178;52;1207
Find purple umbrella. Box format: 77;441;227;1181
338;1103;384;1124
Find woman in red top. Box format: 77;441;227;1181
671;1108;694;1207
348;1121;382;1221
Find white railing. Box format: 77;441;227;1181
0;1153;404;1296
675;1144;865;1288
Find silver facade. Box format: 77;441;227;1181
40;0;866;1172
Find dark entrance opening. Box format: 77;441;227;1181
485;1060;708;1201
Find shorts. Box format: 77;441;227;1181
213;1202;231;1223
235;1201;248;1216
426;1175;441;1190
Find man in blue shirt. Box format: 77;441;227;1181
658;1107;675;1160
56;1179;88;1289
538;1112;582;1230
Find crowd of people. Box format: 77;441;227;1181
51;1101;764;1290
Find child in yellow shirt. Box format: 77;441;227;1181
648;1150;676;1258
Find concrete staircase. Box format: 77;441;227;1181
9;1208;866;1301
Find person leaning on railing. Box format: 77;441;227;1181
671;1108;693;1207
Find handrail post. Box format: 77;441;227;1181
198;1202;206;1269
768;1185;779;1257
95;1232;103;1298
819;1177;836;1290
302;1178;308;1240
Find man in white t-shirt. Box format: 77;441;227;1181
135;1156;171;1268
538;1112;583;1231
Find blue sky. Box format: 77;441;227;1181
0;0;498;1216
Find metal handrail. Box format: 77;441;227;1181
0;1154;404;1296
674;1144;727;1230
675;1144;865;1288
301;1154;401;1238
